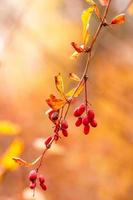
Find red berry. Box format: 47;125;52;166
79;104;85;115
75;117;82;127
62;129;68;137
44;136;52;147
28;170;37;182
30;182;36;189
54;134;59;141
50;111;59;121
90;119;97;127
73;108;81;117
84;125;90;135
82;116;89;126
39;175;45;184
61;120;68;129
87;110;95;121
40;183;47;191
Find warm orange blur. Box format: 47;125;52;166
0;0;133;200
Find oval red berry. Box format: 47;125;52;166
28;170;37;182
82;116;89;126
84;125;90;135
75;117;82;127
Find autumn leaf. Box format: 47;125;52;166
0;121;20;135
81;6;94;45
66;81;85;97
128;3;133;15
12;155;42;167
99;0;108;6
46;95;66;110
69;73;80;82
0;139;24;171
55;73;64;95
111;14;125;25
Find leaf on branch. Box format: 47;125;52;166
99;0;108;6
0;121;20;135
71;42;84;53
128;3;133;15
111;14;125;25
81;6;94;45
70;44;85;60
0;139;24;171
66;81;85;97
12;155;42;167
55;73;64;95
69;73;80;82
46;95;66;110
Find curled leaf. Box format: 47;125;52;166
55;73;64;95
66;81;85;97
81;6;94;45
46;95;66;110
69;73;80;82
111;14;125;25
12;155;42;167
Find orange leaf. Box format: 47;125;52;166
111;14;125;25
66;81;85;97
46;95;66;110
55;73;64;95
12;155;42;167
69;73;80;82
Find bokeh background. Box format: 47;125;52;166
0;0;133;199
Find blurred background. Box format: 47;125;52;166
0;0;133;199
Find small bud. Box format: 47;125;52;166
44;136;52;147
73;108;81;117
40;183;47;191
28;170;37;182
82;116;89;126
84;125;90;135
30;182;36;189
79;104;85;115
39;175;45;184
62;129;68;137
75;117;82;127
61;120;68;129
87;110;95;121
90;119;97;127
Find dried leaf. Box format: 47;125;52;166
81;6;94;45
0;139;24;170
69;73;80;82
99;0;108;6
46;95;66;110
128;3;133;15
55;73;64;95
12;155;41;167
0;121;20;135
111;14;125;25
66;81;85;97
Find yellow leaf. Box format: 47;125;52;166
86;0;95;5
0;121;20;135
12;155;41;167
55;73;64;95
0;139;24;170
66;81;85;97
128;3;133;15
69;73;80;82
81;6;94;45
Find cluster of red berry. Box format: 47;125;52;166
28;170;47;191
74;103;97;134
